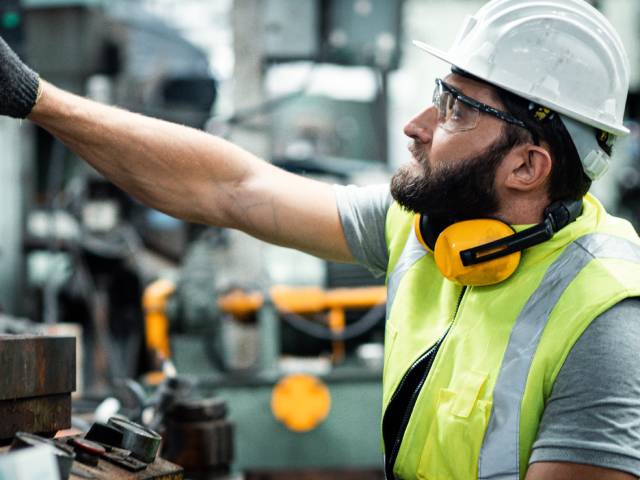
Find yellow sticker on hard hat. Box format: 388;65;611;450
532;106;553;122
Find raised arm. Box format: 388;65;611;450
29;82;353;262
0;35;353;263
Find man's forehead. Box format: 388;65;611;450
442;72;502;106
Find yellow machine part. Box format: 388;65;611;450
142;278;177;361
216;289;264;318
218;285;386;364
218;285;386;316
141;282;386;374
271;374;331;432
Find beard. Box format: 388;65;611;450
390;133;515;221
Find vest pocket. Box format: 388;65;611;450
417;371;492;480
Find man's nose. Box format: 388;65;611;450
403;105;437;144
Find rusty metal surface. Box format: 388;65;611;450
0;393;71;442
63;433;183;479
0;440;184;480
69;455;183;480
66;433;184;480
0;335;76;399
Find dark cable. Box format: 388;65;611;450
279;303;386;341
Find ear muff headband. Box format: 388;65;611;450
415;199;582;286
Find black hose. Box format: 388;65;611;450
279;303;386;341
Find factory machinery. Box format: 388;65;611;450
0;312;382;479
0;0;406;478
143;277;387;478
0;334;235;479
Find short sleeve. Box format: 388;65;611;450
333;183;392;277
529;297;640;476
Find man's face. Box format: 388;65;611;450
391;74;514;220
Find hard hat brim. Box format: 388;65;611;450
413;40;455;69
412;40;630;137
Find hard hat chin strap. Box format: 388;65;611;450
560;114;614;181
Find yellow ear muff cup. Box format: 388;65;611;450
434;219;521;286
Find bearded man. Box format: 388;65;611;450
1;0;640;478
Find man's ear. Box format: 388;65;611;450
504;144;552;192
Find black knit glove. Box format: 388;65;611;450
0;35;40;118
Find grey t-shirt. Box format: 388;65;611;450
334;183;640;476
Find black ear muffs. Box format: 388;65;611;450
414;200;583;286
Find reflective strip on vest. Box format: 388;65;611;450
386;228;426;320
478;233;640;480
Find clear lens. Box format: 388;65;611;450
432;81;480;132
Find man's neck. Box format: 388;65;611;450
496;195;550;225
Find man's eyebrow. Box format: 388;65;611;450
446;70;502;101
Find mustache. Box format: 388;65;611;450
408;140;429;165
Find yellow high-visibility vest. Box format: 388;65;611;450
382;194;640;479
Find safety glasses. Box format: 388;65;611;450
433;78;529;133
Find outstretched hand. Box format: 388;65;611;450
0;35;40;118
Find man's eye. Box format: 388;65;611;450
450;102;466;121
445;95;455;113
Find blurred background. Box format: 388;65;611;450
0;0;638;479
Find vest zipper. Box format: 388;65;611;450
383;286;467;479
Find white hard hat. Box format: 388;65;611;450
414;0;631;179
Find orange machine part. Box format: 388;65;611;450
217;289;264;318
142;278;176;360
328;307;346;363
271;374;331;433
218;286;385;366
218;285;386;316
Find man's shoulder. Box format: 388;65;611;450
531;297;640;475
333;183;393;277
